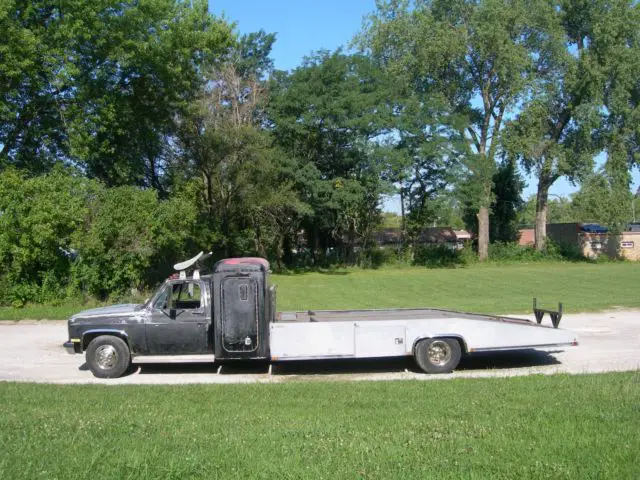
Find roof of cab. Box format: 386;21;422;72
214;257;270;272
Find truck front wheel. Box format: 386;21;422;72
414;338;461;374
86;335;131;378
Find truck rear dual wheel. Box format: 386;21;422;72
414;338;462;374
86;335;131;378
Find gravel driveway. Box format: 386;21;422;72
1;310;638;384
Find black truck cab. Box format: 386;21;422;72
65;257;275;378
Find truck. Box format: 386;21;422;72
63;254;578;378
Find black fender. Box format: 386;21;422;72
81;329;131;352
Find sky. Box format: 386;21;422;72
208;0;640;212
209;0;375;71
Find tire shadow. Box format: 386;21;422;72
78;362;140;378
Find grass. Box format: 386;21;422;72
0;299;107;321
273;262;640;314
2;262;640;320
1;372;638;479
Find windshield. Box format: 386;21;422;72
145;282;170;310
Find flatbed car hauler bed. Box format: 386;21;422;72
64;255;578;378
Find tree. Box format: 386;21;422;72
360;0;557;260
1;0;75;172
0;167;200;304
378;94;464;243
268;52;391;264
175;31;306;263
360;0;548;260
598;1;640;226
462;157;524;242
1;0;233;189
505;0;640;250
490;158;524;243
518;195;575;225
572;171;632;230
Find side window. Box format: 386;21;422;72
170;282;202;310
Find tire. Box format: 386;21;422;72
414;338;462;374
86;335;131;378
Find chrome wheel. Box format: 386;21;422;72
95;345;118;370
86;336;131;378
427;340;452;366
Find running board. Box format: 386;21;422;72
132;354;215;364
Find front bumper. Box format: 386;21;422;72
63;340;81;354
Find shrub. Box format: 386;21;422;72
360;246;398;269
488;242;551;262
0;167;94;306
413;244;469;268
0;169;200;305
487;240;589;263
71;186;199;298
553;240;587;261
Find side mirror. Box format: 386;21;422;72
169;308;177;320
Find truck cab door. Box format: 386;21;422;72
145;281;210;355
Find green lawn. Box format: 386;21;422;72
0;300;107;321
2;262;639;320
1;372;638;479
273;262;640;314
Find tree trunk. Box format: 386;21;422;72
535;184;549;251
477;206;489;261
400;187;406;244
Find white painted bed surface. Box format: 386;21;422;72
269;316;578;360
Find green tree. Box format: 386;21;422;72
379;94;464;243
1;1;73;171
490;158;524;243
505;0;639;250
0;167;201;304
360;0;556;260
598;1;640;226
571;171;632;230
462;158;524;243
1;0;233;189
518;195;575;225
268;52;391;264
175;32;308;264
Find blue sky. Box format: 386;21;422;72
209;0;375;71
209;0;639;211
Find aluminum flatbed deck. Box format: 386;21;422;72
270;307;577;361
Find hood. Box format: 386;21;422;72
70;303;143;320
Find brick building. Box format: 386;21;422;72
547;223;640;260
